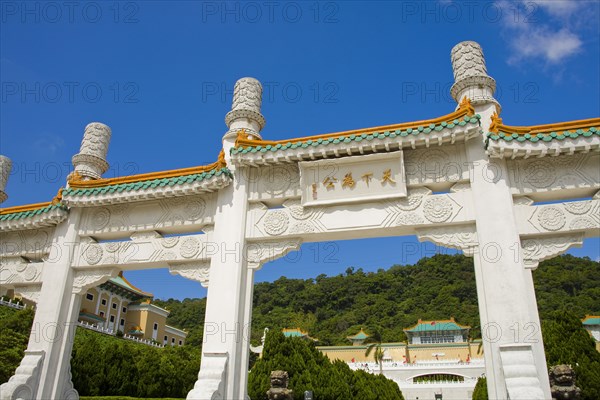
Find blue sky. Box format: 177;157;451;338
1;1;599;300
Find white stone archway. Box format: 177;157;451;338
1;41;599;400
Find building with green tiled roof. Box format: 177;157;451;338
346;328;370;346
404;317;470;345
582;315;600;343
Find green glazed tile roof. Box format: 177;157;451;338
63;167;232;197
404;320;469;333
0;203;67;221
486;126;599;147
583;316;600;325
347;330;369;340
232;115;481;155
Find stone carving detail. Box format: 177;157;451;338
0;229;52;258
169;262;210;287
450;41;497;104
508;153;599;193
0;257;43;286
0;350;45;399
563;201;592;215
569;218;596;230
246;240;302;270
395;213;424;226
231;78;262;113
72;268;119;294
264;210;290;236
183;198;207;220
186;352;228;400
423;197;454;223
285;199;313;220
398;187;430;211
72;122;111;179
76;231;210;268
82;242;104;265
537;206;566;231
267;371;293;400
549;365;581;400
499;344;545;400
225;77;265;131
14;284;42;303
90;207;111;230
0;155;12;203
451;41;488;81
289;222;315;234
416;225;478;256
180;237;201;258
521;234;584;269
161;236;180;248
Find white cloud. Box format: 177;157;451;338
496;0;593;66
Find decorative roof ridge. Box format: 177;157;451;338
0;188;65;216
68;150;227;189
489;112;600;135
347;328;370;339
235;98;476;149
110;271;153;298
403;317;470;332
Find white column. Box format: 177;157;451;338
0;209;83;400
452;40;550;399
115;296;123;332
187;77;265;400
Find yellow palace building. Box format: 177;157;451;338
316;318;485;400
78;272;187;346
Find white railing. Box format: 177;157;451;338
0;297;32;310
123;333;164;348
77;320;115;335
351;359;484;370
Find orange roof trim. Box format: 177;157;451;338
489;113;600;135
235;98;475;148
68;150;227;189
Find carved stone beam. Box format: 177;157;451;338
0;256;44;286
521;233;585;270
169;261;211;288
246;239;303;270
74;231;210;269
72;267;120;294
415;224;478;257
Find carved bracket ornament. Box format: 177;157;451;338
0;350;45;399
246;239;303;270
521;234;584;270
169;262;210;288
186;352;228;400
0;256;43;286
415;224;478;256
72;267;120;294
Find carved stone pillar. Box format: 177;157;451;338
0;209;84;400
224;77;266;141
0;155;12;204
71;122;112;180
457;41;550;399
450;41;500;112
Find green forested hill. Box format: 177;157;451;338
155;254;600;346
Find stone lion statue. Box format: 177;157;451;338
267;370;293;400
549;364;581;400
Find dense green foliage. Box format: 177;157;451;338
249;330;404;400
542;311;600;400
0;307;34;383
472;377;488;400
0;307;200;398
152;255;600;347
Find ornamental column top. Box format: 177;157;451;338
71;122;112;180
450;41;499;110
224;77;266;140
0;155;12;204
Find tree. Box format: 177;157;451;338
248;330;403;400
542;310;600;400
364;329;384;375
472;377;488;400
